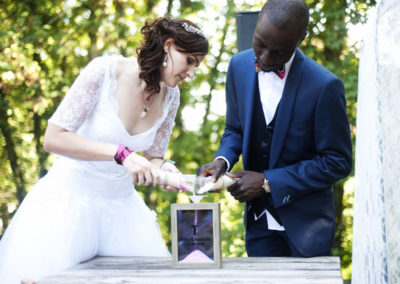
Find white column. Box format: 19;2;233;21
353;0;400;283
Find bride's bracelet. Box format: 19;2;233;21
114;144;134;165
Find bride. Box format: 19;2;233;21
0;17;208;283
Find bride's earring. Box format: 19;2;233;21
162;54;168;67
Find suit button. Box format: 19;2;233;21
260;141;268;152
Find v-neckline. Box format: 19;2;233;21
110;88;170;137
109;57;173;137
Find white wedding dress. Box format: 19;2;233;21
0;55;179;283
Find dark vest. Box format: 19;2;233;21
247;85;279;172
247;85;282;224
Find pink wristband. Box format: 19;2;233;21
113;144;133;165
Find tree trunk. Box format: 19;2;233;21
0;96;26;203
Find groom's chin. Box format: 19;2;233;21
260;66;277;72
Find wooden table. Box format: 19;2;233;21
38;256;342;283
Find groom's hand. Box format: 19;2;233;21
197;159;227;182
226;171;265;202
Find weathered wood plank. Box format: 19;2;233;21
38;256;342;284
74;256;340;270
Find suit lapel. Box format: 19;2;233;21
269;49;305;168
244;58;259;132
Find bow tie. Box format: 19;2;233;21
254;58;286;79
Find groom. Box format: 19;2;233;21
198;0;352;257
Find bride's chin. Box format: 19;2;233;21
162;80;179;88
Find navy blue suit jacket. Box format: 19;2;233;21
215;49;352;257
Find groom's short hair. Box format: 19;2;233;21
261;0;309;36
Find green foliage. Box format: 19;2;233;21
0;0;376;281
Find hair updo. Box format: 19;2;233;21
136;17;209;95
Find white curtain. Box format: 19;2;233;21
352;0;400;283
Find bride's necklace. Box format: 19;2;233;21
141;103;150;118
140;92;154;118
140;83;167;118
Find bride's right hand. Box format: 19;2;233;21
123;153;160;186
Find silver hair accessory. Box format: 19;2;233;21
180;22;206;38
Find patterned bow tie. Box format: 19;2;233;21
254;57;286;79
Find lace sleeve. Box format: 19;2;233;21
48;56;108;132
143;88;180;158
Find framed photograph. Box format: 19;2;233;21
171;203;221;268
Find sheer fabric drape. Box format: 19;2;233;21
353;0;400;283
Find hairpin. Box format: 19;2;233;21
181;22;207;39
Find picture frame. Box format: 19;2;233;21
171;202;221;268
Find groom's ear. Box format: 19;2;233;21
163;38;174;52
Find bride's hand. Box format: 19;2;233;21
160;161;184;192
123;153;160;186
160;160;180;173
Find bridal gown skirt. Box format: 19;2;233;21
0;159;169;283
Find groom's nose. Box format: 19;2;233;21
260;49;274;66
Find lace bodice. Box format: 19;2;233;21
49;55;180;158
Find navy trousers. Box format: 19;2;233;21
245;205;331;257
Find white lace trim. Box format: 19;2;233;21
49;57;106;132
143;87;180;158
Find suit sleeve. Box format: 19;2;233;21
214;59;243;170
267;78;353;208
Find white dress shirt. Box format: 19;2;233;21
258;53;295;125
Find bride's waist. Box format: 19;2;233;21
47;158;134;198
53;157;129;179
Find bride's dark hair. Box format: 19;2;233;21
136;17;209;95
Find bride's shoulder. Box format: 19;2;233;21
115;56;138;80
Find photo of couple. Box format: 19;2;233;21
6;0;390;282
